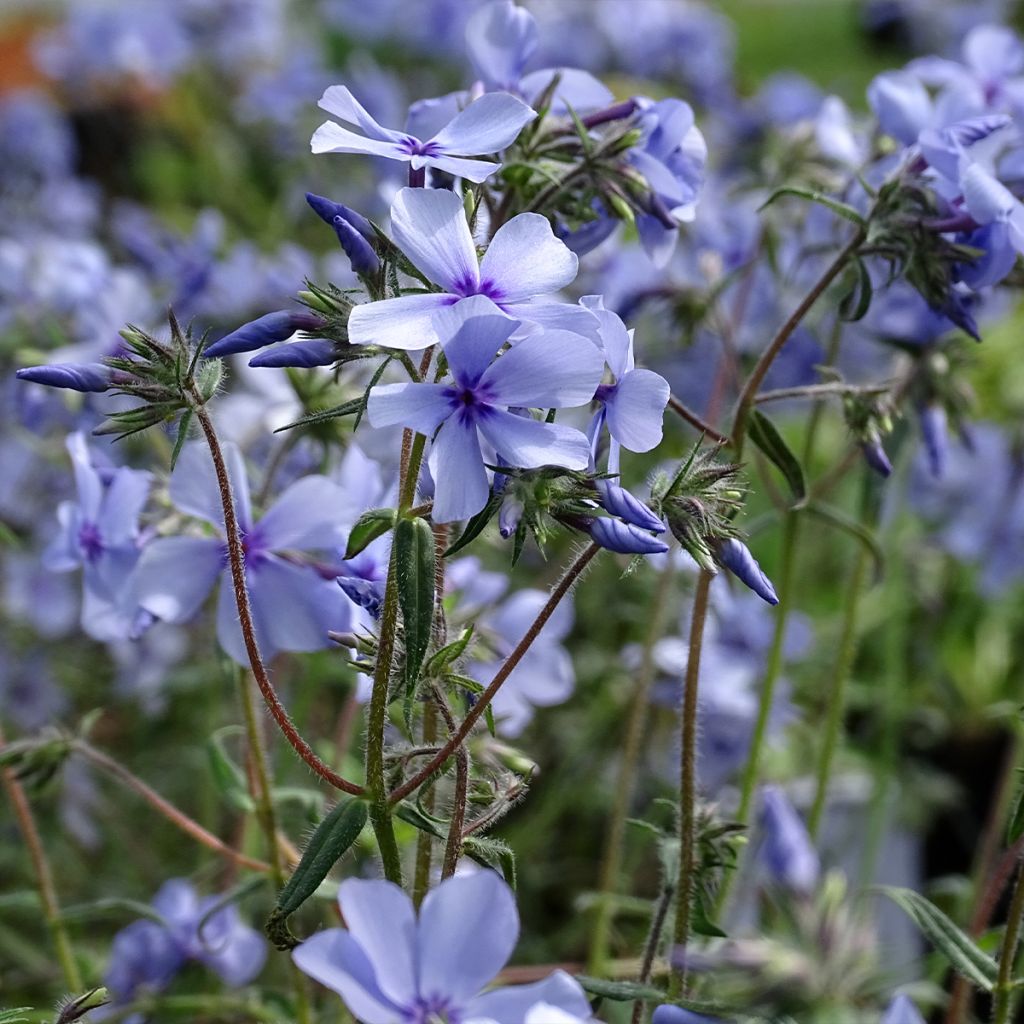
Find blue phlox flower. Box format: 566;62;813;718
101;878;265;1020
131;441;352;664
349;187;600;351
758;785;820;894
292;873;591;1024
366;295;603;522
628;98;707;267
43;432;151;642
311;84;535;183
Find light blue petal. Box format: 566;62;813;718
476;408;591;471
430;93;536;155
605;369;670;452
520;67;614;112
961;162;1017;225
293;929;406;1024
428;413;490;523
391;187;479;293
348;293;456;351
466;1;537;89
434;295;519;387
479;330;603;408
97;467;151;547
337;879;418;1009
170;442;252;532
423;153;502;183
258;476;349;551
367;382;455;434
317;85;409;143
66;432;103;522
132;537;222;624
311;120;409;160
464;971;591;1024
479;213;578;302
416;872;518;1004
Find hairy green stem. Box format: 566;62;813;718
993;858;1024;1023
589;562;676;974
669;569;713;998
0;723;82;991
412;701;439;907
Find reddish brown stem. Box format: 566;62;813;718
194;407;364;796
389;543;600;804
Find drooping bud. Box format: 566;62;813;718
337;576;385;619
249;338;337;368
918;403;948;477
16;362;114;393
498;496;524;539
758;785;819;894
860;437;893;478
589;516;669;555
597;479;664;533
204;311;327;359
332;214;381;277
715;537;778;605
305;192;375;240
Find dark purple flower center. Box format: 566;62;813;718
77;521;104;562
408;995;461;1024
399;136;444;159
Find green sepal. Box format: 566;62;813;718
344;508;396;560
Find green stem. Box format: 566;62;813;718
0;724;82;991
588;562;676;974
808;543;869;838
993;858;1024;1023
669;569;713;998
412;701;439;908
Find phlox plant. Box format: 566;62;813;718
10;2;1024;1024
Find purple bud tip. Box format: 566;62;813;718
249;338;337;368
498;497;524;538
16;362;113;393
333;215;381;277
305;192;375;240
860;439;893;478
581;98;639;129
717;537;779;605
918;404;949;478
589;516;669;555
652;1005;725;1024
597;480;665;533
204;311;325;359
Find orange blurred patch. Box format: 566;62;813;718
0;16;55;96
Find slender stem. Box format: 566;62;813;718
755;382;891;405
194;408;364;796
73;741;269;872
412;701;439;908
432;688;469;880
0;724;82;990
235;670;312;1024
808;545;869;838
589;562;676;974
631;881;676;1024
667;395;729;443
730;230;864;459
390;544;600;804
993;858;1024;1023
669;569;713;998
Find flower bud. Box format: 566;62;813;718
715;537;778;605
249;338;337;368
57;987;110;1023
918;403;948;477
16;362;114;393
589;516;668;555
860;437;893;478
758;785;819;894
597;480;664;533
498;496;524;539
652;1006;724;1024
204;311;326;358
305;192;375;240
332;215;381;277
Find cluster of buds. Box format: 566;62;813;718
845;391;897;478
650;444;778;604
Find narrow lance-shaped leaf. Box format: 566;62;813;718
344;508;396;560
759;186;867;228
749;410;806;504
267;798;368;950
443;488;503;557
876;886;997;990
395;516;436;690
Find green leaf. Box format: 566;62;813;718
749;410;806;504
206;728;255;814
1008;772;1024;845
759;187;867;228
804;500;885;581
838;256;873;322
0;1009;33;1023
574;977;666;1001
395;517;436;690
273;396;365;433
443;490;502;557
876;886;997;990
426;626;475;675
463;834;517;886
268;798;368;949
170;409;192;470
344;508;396;560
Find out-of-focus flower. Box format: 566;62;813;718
758;785;820;894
